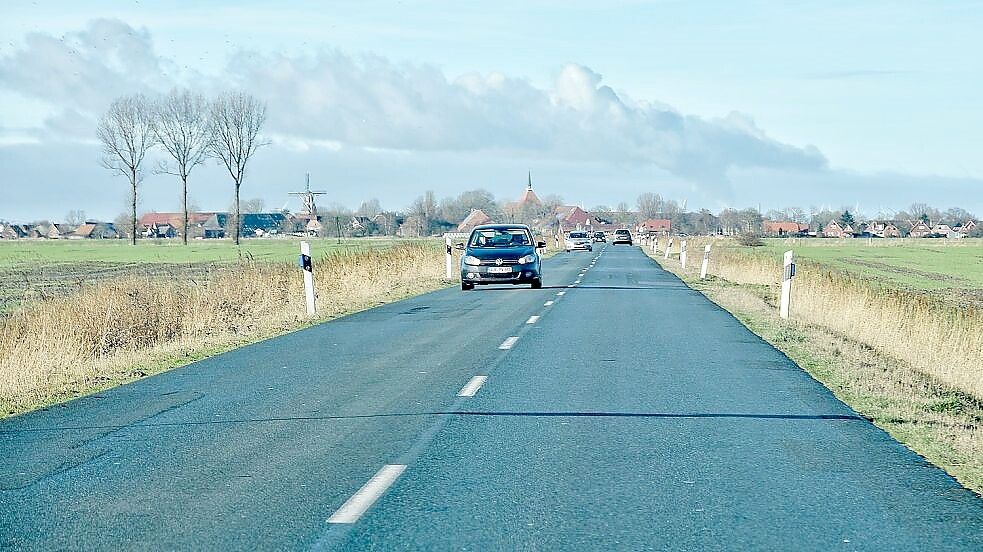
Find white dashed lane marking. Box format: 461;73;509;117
327;465;407;524
557;291;566;296
544;301;554;306
499;336;520;350
526;316;540;324
457;375;489;397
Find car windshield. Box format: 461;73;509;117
469;228;532;248
616;230;629;234
569;232;587;239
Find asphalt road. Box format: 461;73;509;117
1;245;981;550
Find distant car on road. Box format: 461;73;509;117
592;231;606;242
458;224;545;290
564;231;593;252
612;228;633;245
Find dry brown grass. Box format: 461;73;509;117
667;237;983;400
0;243;446;417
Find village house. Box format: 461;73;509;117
0;223;26;239
72;222;120;239
863;221;902;238
823;220;855;238
951;220;977;237
138;212;216;239
457;208;494;233
908;220;933;238
10;224;43;239
349;216;374;235
554;205;591;233
762;220;808;237
198;213;289;238
36;223;76;239
637;219;672;236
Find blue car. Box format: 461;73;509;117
458;224;545;290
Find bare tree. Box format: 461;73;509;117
356;198;383;217
210;91;267;245
240;197;266;213
97;94;157;245
636;192;664;219
65;209;87;226
154;89;212;245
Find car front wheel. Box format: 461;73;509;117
531;279;542;289
462;282;474;291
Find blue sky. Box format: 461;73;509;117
1;1;982;220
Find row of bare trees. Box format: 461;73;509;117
97;90;267;245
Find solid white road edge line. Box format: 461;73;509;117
457;375;489;397
499;336;520;350
327;464;407;524
526;315;540;324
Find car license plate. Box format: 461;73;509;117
488;266;512;273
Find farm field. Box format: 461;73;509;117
755;238;983;291
0;237;415;314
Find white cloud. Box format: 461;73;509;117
0;18;826;199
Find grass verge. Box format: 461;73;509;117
641;238;983;495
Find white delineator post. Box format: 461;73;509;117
299;241;316;316
664;238;673;260
680;240;688;268
445;235;454;279
651;236;658;254
700;244;711;279
780;250;795;319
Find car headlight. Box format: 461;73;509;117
518;254;537;264
463;255;481;266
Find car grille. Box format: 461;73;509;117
479;258;519;266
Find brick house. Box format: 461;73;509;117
908;220;933;238
637;219;672;236
823;220;854;238
554;205;591;233
762;220;808;236
864;221;902;238
457;208;493;233
139;212;215;239
72;222;120;239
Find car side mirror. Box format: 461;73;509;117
454;243;465;250
536;241;546;248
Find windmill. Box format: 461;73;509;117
288;173;327;217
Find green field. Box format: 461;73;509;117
0;237;425;314
753;238;983;291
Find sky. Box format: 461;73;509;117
1;0;982;221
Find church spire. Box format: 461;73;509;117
527;170;532;191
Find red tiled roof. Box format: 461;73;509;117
763;220;807;234
555;206;589;226
457;209;493;232
74;223;96;237
639;219;672;232
139;212;215;227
